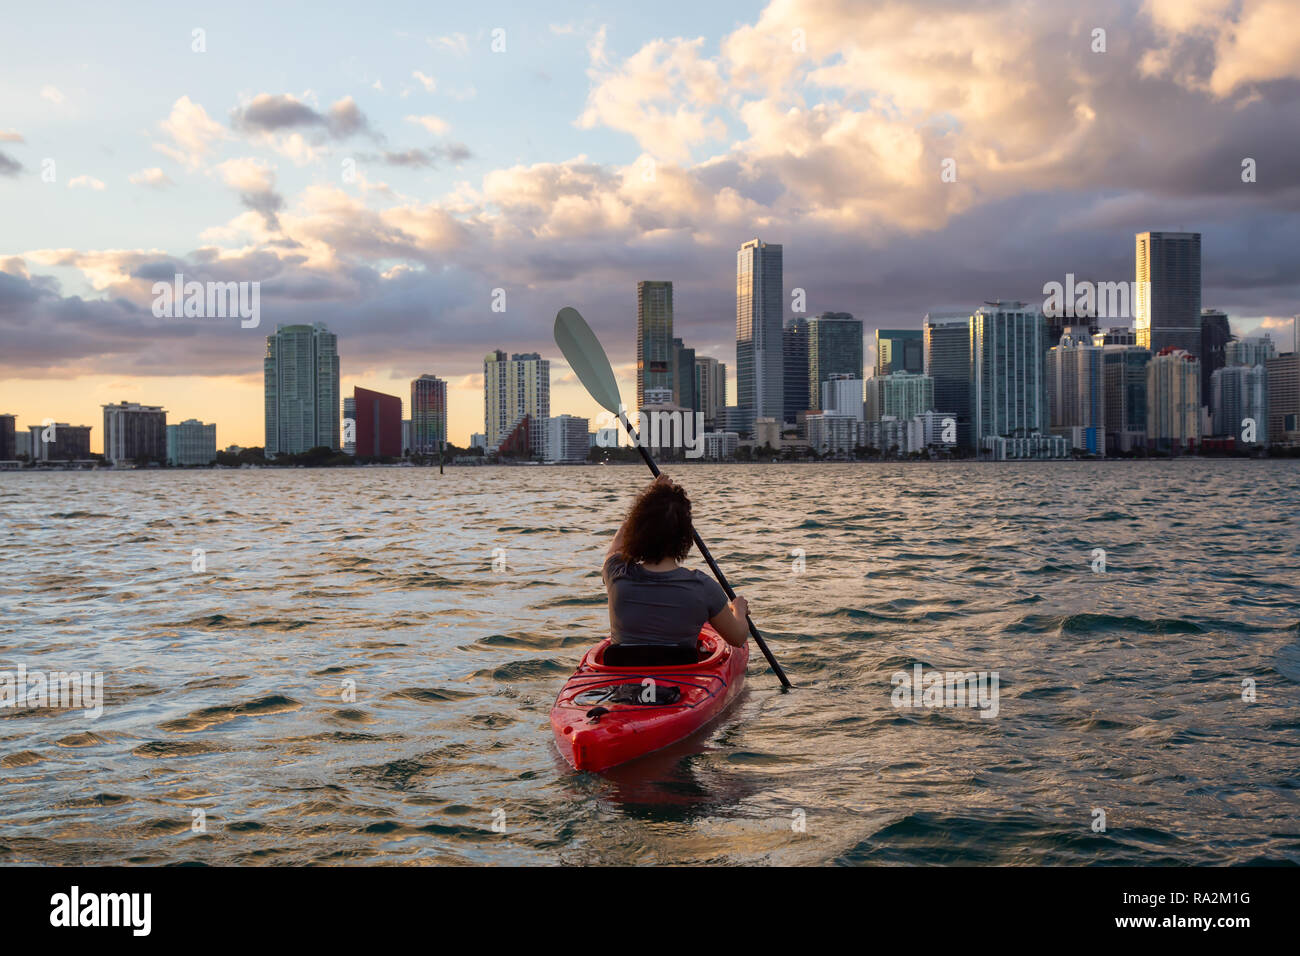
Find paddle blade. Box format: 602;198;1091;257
554;306;623;414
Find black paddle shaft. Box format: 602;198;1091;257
617;413;792;688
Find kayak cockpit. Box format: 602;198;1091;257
588;626;729;671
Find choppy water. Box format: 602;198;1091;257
1;462;1298;865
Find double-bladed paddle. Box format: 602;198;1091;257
554;305;792;688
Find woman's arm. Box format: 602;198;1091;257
709;594;750;647
606;516;628;559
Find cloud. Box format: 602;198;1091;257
578;35;726;162
40;85;64;104
372;144;471;168
68;175;106;190
129;167;174;188
1142;0;1300;97
154;96;227;169
0;151;22;177
412;71;437;93
6;0;1300;392
429;33;470;56
215;158;284;231
0;130;22;143
406;114;449;135
231;93;375;140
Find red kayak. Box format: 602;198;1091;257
551;625;749;772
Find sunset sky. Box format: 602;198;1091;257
3;0;1299;450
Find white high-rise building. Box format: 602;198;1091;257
868;371;933;422
264;323;340;455
694;356;727;429
1048;326;1104;452
484;350;550;457
546;415;590;463
1147;348;1201;452
821;375;865;420
736;238;784;436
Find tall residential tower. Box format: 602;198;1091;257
264;323;340;455
736;239;784;436
637;281;674;408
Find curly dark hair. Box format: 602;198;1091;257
620;476;695;564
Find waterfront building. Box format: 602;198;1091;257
166;419;216;466
264;323;340;455
410;374;448;455
484;350;550;457
1101;345;1151;454
694;356;726;430
1135;231;1202;360
547;415;590;463
637;281;674;408
736;239;784;435
103;401;167;465
1211;364;1268;445
924;313;973;448
353;387;402;459
1146;347;1201;452
809;313;863;410
970;301;1050;452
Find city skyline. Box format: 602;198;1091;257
4;3;1299;449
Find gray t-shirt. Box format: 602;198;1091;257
603;554;729;648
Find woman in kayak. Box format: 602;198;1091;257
603;473;751;666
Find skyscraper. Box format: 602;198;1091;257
672;337;696;411
103;401;167;466
868;371;933;422
736;239;784;436
1101;345;1151;454
1146;348;1201;453
875;329;924;376
483;350;550;457
637;281;673;408
410;374;447;455
354;387;403;459
1211;364;1268;444
971;302;1050;453
1226;335;1277;367
1200;309;1232;412
264;323;340;455
694;356;726;430
821;374;865;420
782;317;810;425
808;313;863;411
1047;326;1104;452
1135;232;1202;361
924;313;972;448
1265;352;1299;445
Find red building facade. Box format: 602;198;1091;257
354;386;402;459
